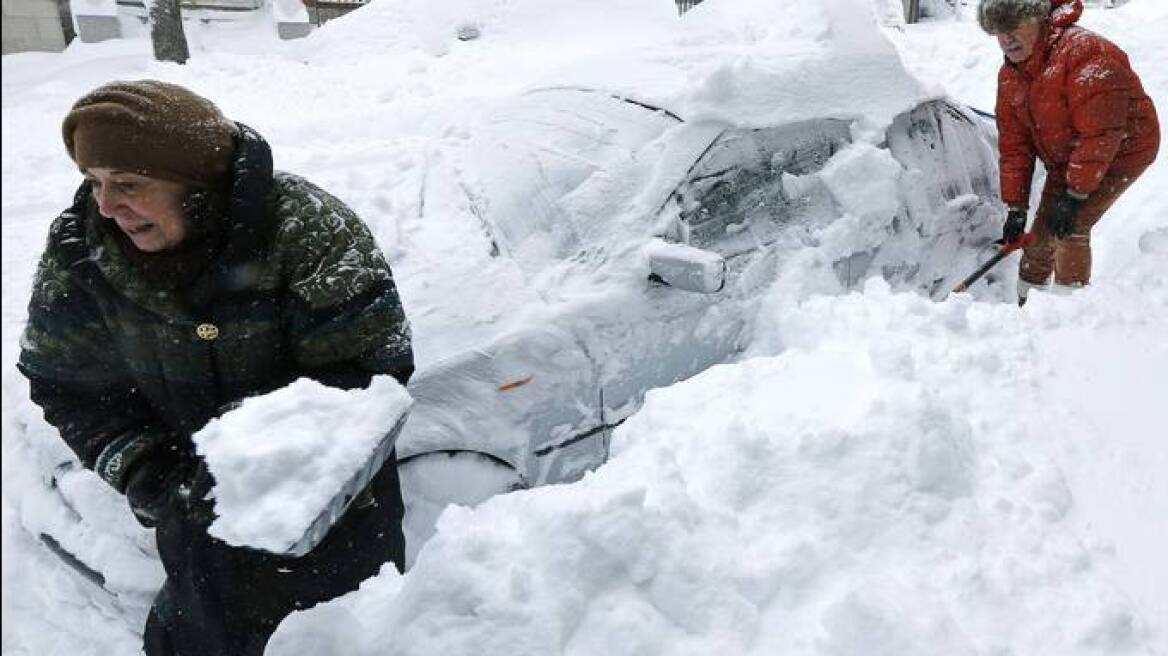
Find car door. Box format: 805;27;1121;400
592;117;856;424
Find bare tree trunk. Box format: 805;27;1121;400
56;0;76;45
905;0;921;24
146;0;189;64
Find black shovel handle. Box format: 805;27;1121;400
952;233;1034;294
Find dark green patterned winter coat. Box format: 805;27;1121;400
18;124;414;656
19;124;413;492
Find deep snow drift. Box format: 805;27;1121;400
3;0;1166;654
271;266;1168;655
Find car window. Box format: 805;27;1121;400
878;99;1003;296
671;118;852;257
886;100;999;217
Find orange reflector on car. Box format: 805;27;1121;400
498;375;534;392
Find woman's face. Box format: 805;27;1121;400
84;168;189;253
996;18;1045;64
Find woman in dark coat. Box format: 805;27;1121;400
18;80;415;655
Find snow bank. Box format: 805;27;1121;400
1;379;159;655
270;245;1167;653
269;1;1168;619
539;0;928;130
196;375;411;554
304;0;676;61
293;0;679;108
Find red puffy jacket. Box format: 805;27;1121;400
995;0;1159;206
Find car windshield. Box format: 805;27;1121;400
464;88;686;273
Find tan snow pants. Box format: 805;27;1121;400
1019;165;1149;286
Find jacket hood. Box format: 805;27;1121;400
1049;0;1083;27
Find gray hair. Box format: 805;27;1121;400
977;0;1051;33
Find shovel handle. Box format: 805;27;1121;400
952;233;1034;294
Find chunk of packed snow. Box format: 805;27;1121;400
818;141;904;222
194;376;412;554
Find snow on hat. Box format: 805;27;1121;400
62;80;238;189
977;0;1052;33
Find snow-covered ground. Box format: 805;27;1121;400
3;0;1166;654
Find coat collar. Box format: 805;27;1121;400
200;122;278;297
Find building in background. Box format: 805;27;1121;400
1;0;329;51
301;0;365;25
2;0;73;53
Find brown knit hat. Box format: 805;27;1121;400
62;80;239;189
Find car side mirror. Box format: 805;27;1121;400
645;239;726;293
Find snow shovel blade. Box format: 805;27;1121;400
283;410;411;557
951;233;1034;295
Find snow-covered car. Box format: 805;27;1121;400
18;55;1005;611
398;86;1002;488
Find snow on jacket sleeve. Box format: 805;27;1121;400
1064;37;1134;196
18;208;189;493
996;67;1038;207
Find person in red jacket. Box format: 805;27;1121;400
978;0;1159;304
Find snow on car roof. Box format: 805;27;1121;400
533;0;932;132
302;0;933;132
365;0;938;363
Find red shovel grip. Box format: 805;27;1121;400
1001;232;1035;253
951;232;1035;294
